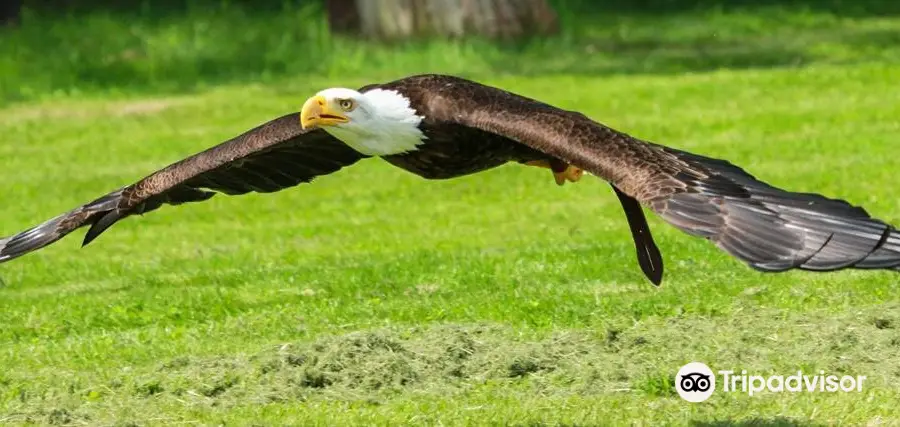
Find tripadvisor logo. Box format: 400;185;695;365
675;362;716;402
675;362;867;402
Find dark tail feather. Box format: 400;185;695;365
0;190;124;264
652;150;900;275
612;184;664;286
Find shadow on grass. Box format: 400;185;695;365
1;0;899;104
692;418;824;427
560;0;900;16
484;25;900;78
519;422;820;427
22;0;900;19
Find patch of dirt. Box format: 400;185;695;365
112;99;179;117
1;98;184;124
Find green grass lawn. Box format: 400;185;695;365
2;61;898;426
2;3;900;426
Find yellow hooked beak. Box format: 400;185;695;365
300;95;349;129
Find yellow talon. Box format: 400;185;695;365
526;160;582;186
555;165;583;185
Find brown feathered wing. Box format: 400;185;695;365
410;75;900;280
0;113;365;263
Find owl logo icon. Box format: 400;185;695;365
680;372;712;392
676;362;716;402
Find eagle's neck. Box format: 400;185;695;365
324;89;427;157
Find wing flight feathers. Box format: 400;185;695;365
647;148;900;273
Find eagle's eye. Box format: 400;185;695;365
338;99;355;111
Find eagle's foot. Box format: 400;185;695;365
554;165;583;185
526;160;583;186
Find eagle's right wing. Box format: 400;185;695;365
0;113;366;263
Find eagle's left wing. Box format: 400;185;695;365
420;76;900;283
0;113;366;264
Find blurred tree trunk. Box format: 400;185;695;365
1;0;22;26
327;0;360;34
328;0;558;40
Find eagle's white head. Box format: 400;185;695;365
300;88;426;156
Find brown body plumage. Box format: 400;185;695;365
1;74;897;285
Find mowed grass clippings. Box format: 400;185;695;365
1;16;900;427
6;305;900;425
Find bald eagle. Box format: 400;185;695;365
1;74;898;286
